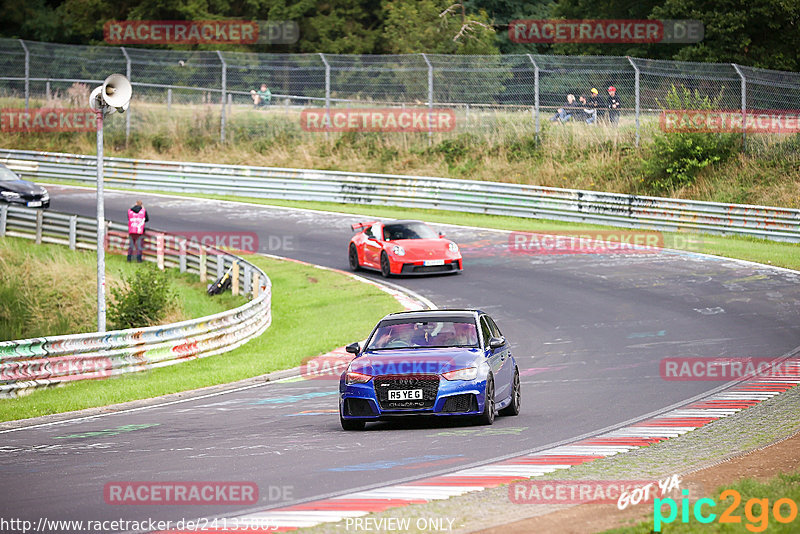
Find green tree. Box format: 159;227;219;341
651;0;800;71
466;0;555;54
548;0;665;58
381;0;499;54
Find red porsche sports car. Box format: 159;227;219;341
348;220;463;277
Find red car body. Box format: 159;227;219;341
348;220;463;277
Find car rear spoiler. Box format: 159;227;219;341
351;221;378;232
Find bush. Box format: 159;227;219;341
642;85;738;194
109;265;177;330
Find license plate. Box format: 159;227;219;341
423;259;444;266
27;201;42;207
388;389;423;401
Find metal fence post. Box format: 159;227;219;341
121;47;131;143
527;54;540;137
217;51;227;142
19;40;29;111
320;53;331;138
421;53;433;143
627;57;641;147
732;64;747;151
167;88;172;111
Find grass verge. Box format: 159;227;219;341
0;254;401;422
0;236;245;340
2;97;799;207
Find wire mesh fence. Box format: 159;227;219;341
1;38;799;146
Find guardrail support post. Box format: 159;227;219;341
199;250;207;282
732;63;747;151
232;262;240;296
217;255;225;279
627;57;641;147
244;264;251;296
156;233;165;270
217;51;227;143
179;239;187;272
527;54;540;138
121;47;132;144
0;205;7;236
69;215;77;250
252;272;259;298
19;40;29;112
34;210;43;244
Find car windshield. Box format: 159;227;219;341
0;166;19;182
383;222;438;241
367;319;479;350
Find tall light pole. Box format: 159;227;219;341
89;74;132;332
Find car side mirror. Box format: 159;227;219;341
439;232;446;238
345;342;361;354
489;337;505;350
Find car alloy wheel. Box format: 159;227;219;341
477;374;495;425
349;244;360;271
500;368;521;416
380;251;392;278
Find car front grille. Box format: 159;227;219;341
374;374;440;410
401;261;459;274
441;394;478;413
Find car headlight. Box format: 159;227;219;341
392;245;406;256
41;191;49;200
1;191;20;199
448;242;459;253
345;371;372;384
441;367;478;381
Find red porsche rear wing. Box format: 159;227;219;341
351;221;378;232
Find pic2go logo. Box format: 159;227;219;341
654;489;799;532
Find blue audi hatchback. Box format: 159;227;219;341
339;309;520;430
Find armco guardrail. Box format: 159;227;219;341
2;148;799;242
0;205;271;397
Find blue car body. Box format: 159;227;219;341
339;309;520;430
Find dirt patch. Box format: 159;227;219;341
475;429;800;534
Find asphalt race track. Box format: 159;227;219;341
2;185;800;531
